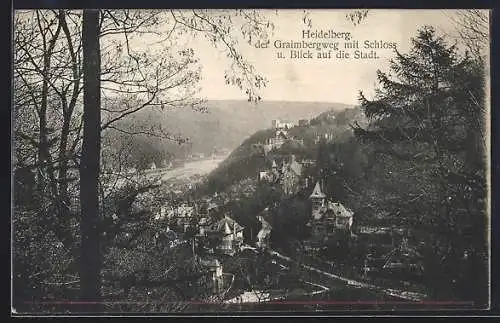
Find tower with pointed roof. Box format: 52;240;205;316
213;215;244;255
310;181;326;219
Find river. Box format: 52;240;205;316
160;154;229;182
105;154;230;192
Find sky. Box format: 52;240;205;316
14;9;489;106
181;9;488;105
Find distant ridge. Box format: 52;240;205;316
102;99;356;169
201;105;367;194
150;99;354;153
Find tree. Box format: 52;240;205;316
315;136;369;208
14;9;276;312
447;10;489;65
14;10;84;253
79;9;102;310
353;26;487;303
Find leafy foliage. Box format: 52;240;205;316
351;26;488;304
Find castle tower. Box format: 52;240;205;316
309;181;326;219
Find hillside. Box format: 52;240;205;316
155;100;354;154
200;106;367;194
102;100;353;169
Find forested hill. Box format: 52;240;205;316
102;100;352;169
200;106;367;195
155;99;353;154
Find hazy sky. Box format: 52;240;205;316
183;9;487;105
15;9;489;106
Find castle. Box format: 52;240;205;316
272;119;295;130
265;119;305;150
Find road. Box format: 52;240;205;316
239;246;396;301
267;249;427;302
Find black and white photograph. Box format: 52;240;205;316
11;8;491;314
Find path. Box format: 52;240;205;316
268;249;427;301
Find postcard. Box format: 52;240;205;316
12;8;491;315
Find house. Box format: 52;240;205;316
194;214;245;256
198;217;212;235
259;171;272;182
310;181;326;219
160;203;196;232
280;155;303;196
258;160;280;183
381;240;425;277
307;182;354;247
199;258;224;294
155;205;169;220
213;215;245;255
330;201;354;230
258;156;302;195
194;217;218;254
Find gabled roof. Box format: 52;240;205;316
276;130;288;139
222;221;232;234
330;202;353;218
310;182;326;199
214;215;244;234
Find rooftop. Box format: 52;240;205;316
310;182;326;199
213;215;244;234
329;202;354;218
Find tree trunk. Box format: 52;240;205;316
79;9;102;312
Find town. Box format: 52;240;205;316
13;10;489;314
120;117;431;307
